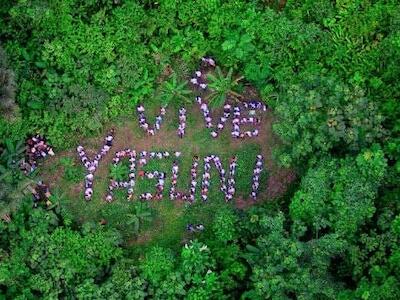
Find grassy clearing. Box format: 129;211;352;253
39;100;284;249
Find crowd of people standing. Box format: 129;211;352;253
20;135;55;175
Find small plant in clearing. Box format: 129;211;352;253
207;66;244;108
158;73;193;107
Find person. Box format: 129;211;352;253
37;181;51;198
85;188;93;201
105;130;114;146
48;147;55;156
88;164;96;173
202;57;216;67
143;193;153;201
224;103;231;112
32;190;41;208
139;158;147;165
19;159;31;175
187;224;195;232
196;224;205;231
137;104;145;112
252;129;259;136
172;161;179;173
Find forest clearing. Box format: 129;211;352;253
1;1;399;299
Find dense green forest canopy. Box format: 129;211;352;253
1;0;400;299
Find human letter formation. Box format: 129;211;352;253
77;129;115;200
135;57;267;139
76;141;264;203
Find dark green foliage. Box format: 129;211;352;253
101;201;154;240
0;47;18;120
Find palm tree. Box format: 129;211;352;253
158;73;192;107
207;66;244;108
126;202;153;235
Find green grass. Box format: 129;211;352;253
40;100;270;249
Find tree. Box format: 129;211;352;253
207;66;243;108
158;73;192;107
0;205;122;298
272;75;384;167
242;212;344;299
289;148;387;239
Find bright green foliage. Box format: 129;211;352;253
290;148;387;239
272;76;384;167
212;207;238;243
141;246;175;285
243;212;344;299
93;260;147;300
139;241;225;299
60;157;84;183
158;73;193;107
109;163;129;182
0;205;122;298
207;66;243;107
